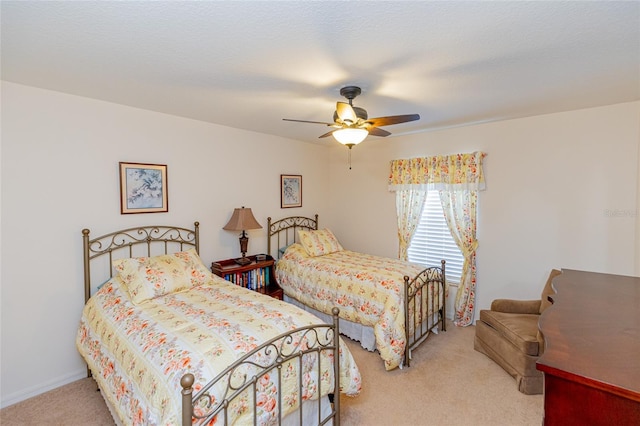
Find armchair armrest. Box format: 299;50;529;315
490;299;541;314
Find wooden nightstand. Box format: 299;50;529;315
211;254;283;300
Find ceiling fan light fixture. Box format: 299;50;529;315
332;128;368;146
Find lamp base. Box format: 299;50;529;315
234;256;252;266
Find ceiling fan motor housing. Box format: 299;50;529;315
334;106;367;122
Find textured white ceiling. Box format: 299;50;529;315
2;1;639;144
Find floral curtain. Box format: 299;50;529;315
389;152;486;326
395;190;428;260
388;152;486;192
439;190;478;326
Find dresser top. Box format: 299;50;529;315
537;269;640;401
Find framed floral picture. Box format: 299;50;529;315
281;174;302;208
119;162;168;214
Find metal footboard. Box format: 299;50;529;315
403;260;446;367
181;308;341;426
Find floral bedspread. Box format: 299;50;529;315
76;275;361;425
276;243;430;371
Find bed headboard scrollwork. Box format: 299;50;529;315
267;215;318;259
82;222;200;303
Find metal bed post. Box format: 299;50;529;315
332;307;341;426
82;229;91;304
403;274;411;368
181;374;194;426
267;217;272;257
82;228;92;378
194;221;200;254
441;259;446;332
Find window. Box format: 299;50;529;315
407;191;464;284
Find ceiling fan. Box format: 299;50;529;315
283;86;420;148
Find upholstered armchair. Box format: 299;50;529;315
474;269;562;395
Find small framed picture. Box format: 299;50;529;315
281;174;302;208
119;162;168;214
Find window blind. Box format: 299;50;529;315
407;191;464;284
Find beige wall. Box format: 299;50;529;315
2;80;639;407
325;101;640;316
637;125;640;274
0;82;330;407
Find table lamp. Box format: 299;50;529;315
223;207;263;265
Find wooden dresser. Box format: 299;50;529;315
536;269;640;425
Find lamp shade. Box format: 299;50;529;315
332;128;368;146
223;207;262;231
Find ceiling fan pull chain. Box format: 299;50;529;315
348;147;352;170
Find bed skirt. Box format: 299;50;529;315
283;295;377;352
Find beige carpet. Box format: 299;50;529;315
1;322;543;425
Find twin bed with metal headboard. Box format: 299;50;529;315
77;222;361;425
267;215;447;370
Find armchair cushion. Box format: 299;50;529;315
479;310;541;356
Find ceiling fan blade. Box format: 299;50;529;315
318;129;336;138
282;118;335;126
336;102;357;123
368;127;391;137
366;114;420;127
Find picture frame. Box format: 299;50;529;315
119;162;168;214
281;174;302;208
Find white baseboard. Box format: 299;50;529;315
0;369;86;409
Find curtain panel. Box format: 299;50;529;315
440;190;479;327
388;151;487;192
395;190;428;261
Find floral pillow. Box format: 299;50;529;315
298;228;343;257
112;248;211;304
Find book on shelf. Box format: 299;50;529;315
222;266;271;290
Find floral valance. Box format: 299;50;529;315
388;151;487;191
